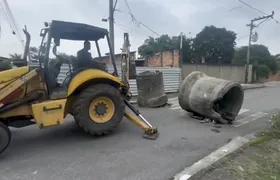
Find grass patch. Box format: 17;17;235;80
202;110;280;180
228;140;280;180
229;110;280;180
249;110;280;147
249;133;273;146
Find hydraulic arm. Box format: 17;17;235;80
120;33;158;140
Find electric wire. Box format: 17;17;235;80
123;0;159;36
0;0;24;47
238;0;280;25
2;0;23;42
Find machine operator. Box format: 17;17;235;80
76;40;106;71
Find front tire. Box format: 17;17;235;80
73;84;125;136
0;122;11;155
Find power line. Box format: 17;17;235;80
0;2;22;44
0;8;3;37
238;0;267;15
0;0;24;47
256;18;270;27
229;6;242;12
1;0;21;39
115;21;147;37
138;22;159;36
272;17;280;25
113;0;118;12
123;0;159;36
237;35;249;41
115;22;130;32
0;3;14;33
237;0;280;25
2;0;23;41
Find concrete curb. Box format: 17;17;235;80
130;100;137;104
173;133;257;180
242;84;266;90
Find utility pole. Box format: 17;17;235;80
244;11;274;84
179;32;183;67
109;0;115;62
121;33;130;84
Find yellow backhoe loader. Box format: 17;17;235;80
0;20;158;155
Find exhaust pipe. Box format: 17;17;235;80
12;25;30;67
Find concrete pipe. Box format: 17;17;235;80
136;71;168;107
178;71;244;123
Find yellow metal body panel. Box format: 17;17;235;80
0;105;33;118
0;71;48;119
0;66;29;84
32;99;67;128
67;69;123;96
0;69;38;103
25;74;47;96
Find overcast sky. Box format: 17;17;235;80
0;0;279;58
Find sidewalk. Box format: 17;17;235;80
241;83;266;90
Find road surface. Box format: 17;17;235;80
1;83;280;180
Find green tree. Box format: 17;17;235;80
273;54;280;71
138;35;172;57
274;54;280;60
233;44;277;72
192;25;237;64
138;34;194;63
233;44;277;79
9;53;22;60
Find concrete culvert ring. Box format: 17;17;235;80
179;71;244;124
213;85;244;123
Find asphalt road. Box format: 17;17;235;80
1;83;280;180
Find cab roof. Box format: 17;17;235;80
50;20;108;41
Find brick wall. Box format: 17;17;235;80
147;50;179;67
264;72;280;82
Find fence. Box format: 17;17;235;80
29;63;182;96
182;64;253;83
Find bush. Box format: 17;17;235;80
0;60;12;72
265;58;278;74
270;110;280;137
255;64;270;79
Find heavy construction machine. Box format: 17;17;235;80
0;20;158;155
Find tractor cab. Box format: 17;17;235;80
38;20;121;99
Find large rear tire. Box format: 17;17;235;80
73;84;125;136
0;122;11;155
